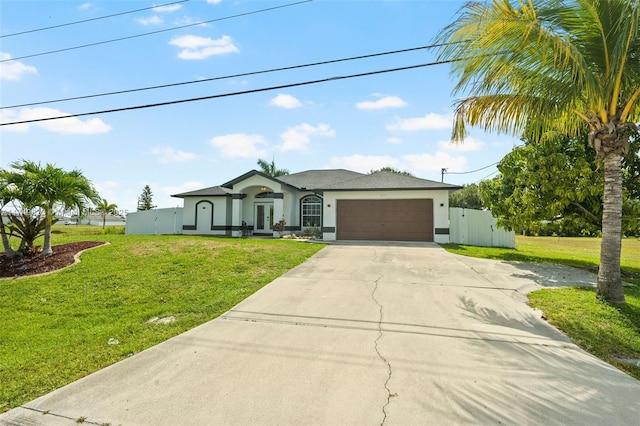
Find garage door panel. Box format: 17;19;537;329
336;199;433;242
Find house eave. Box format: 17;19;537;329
221;170;299;191
319;186;463;192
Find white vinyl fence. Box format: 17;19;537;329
449;208;515;248
125;208;183;235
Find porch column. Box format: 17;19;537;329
272;193;284;236
231;194;244;237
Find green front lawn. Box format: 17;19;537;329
441;236;640;380
0;230;324;412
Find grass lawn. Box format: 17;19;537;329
441;235;640;380
0;226;325;412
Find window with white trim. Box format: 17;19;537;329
301;195;322;227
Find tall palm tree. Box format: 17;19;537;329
257;158;289;177
95;199;118;229
437;0;639;303
8;160;100;256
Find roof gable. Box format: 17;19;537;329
221;170;290;189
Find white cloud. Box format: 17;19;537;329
402;151;467;172
79;3;92;10
327;151;467;176
174;16;208;27
1;107;111;134
356;96;407;110
169;35;238;60
269;94;302;109
386;137;402;144
163;181;206;196
438;136;484;152
280;123;334;152
206;0;222;4
210;133;267;158
149;145;198;163
93;181;120;207
136;15;162;25
387;113;453;131
153;4;182;12
328;155;399;173
0;52;37;81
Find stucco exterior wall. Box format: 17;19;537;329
181;196;229;235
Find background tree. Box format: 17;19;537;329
369;167;414;176
257;158;289;177
437;0;640;303
95;199;118;229
480;133;640;236
137;185;155;211
449;184;485;210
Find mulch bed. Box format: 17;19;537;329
0;241;106;278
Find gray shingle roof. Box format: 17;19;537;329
172;170;460;198
319;171;461;191
172;186;232;198
277;169;365;190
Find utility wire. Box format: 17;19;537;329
0;58;463;127
0;0;313;63
445;161;499;175
475;170;499;183
2;43;448;110
0;0;190;38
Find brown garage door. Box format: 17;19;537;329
336;199;433;242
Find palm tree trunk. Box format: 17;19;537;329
42;208;53;257
596;152;625;304
0;213;16;258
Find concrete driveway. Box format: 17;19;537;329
2;243;639;425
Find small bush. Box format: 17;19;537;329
100;226;125;235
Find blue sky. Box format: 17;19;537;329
1;0;520;213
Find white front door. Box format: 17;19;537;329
255;203;274;232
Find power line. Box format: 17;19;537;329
0;0;190;38
475;170;499;183
2;43;448;110
0;58;463;127
0;0;313;63
445;161;499;175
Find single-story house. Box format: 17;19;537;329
171;169;460;243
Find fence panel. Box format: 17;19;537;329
449;208;515;248
125;208;183;235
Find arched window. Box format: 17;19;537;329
301;195;322;227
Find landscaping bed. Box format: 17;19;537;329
0;241;105;278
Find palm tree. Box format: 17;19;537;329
257;158;289;177
7;160;100;256
95;199;118;229
437;0;639;304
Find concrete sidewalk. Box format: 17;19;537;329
2;243;639;425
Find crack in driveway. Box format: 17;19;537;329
371;274;395;426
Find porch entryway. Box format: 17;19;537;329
254;203;274;234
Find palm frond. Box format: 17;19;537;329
436;0;640;141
